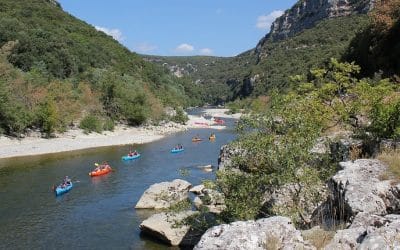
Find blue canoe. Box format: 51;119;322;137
55;182;73;196
122;154;141;160
171;148;184;153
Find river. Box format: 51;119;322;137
0;115;237;249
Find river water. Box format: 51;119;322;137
0;116;236;249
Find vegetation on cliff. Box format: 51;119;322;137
216;58;399;225
346;0;400;78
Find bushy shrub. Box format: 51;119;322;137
102;118;115;131
171;108;188;124
369;97;400;139
79;114;102;133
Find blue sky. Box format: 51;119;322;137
58;0;297;57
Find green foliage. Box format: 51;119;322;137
0;0;202;136
37;98;58;137
346;1;400;77
171;108;189;124
102;118;115;131
246;15;370;97
144;54;255;104
79;114;102;134
216;59;399;224
0;80;32;135
369;96;400;140
217;171;265;221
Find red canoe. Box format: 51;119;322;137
89;165;112;177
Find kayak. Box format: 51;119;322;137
122;154;141;160
54;182;73;196
89;166;112;177
171;148;184;153
213;118;225;125
192;138;202;142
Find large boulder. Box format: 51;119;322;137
139;211;199;246
194;216;315;250
325;213;400;249
190;184;205;195
320;159;400;222
358;214;400;249
135;179;192;209
261;182;328;226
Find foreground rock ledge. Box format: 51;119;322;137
135;179;192;209
325;159;400;220
194;216;315;250
140;211;199;246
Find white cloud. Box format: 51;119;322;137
256;10;284;30
199;48;213;55
175;43;195;53
134;43;158;53
95;26;124;42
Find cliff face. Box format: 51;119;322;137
256;0;374;53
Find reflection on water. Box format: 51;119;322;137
0;117;236;249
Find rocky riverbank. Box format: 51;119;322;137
135;134;400;249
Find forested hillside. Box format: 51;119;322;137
147;0;380;102
346;0;400;78
144;53;255;104
0;0;201;136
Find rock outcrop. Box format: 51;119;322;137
194;216;315;250
261;182;328;226
135;179;192;209
322;159;400;222
257;0;374;51
190;184;205;195
139;211;199;246
218;144;245;171
325;213;400;249
192;188;226;214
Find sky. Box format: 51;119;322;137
58;0;297;57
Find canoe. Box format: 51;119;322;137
192;138;202;142
89;166;112;177
171;148;184;153
213;118;225;125
55;182;73;196
122;154;141;160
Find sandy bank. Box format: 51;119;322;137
201;108;242;119
0;110;238;159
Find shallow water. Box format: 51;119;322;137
0;117;236;249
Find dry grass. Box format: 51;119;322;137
377;149;400;181
302;227;335;249
264;235;281;250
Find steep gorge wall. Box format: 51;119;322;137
256;0;374;54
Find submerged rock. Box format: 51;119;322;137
135;179;192;209
139;211;199;246
194;216;315;250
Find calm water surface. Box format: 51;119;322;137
0;115;236;250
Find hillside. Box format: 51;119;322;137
0;0;200;136
144;53;255;104
146;0;375;101
248;14;370;95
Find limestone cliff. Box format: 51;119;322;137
256;0;374;53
